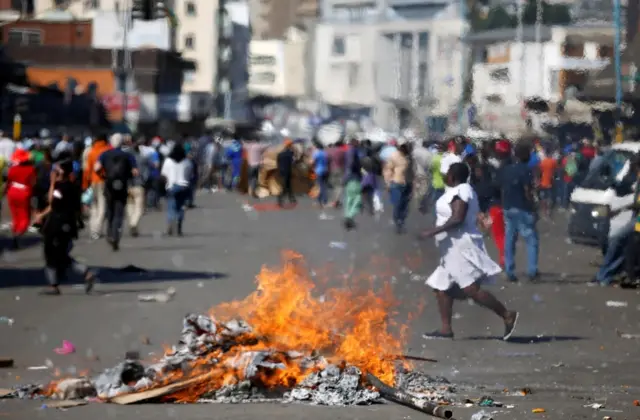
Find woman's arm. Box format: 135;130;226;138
420;197;468;238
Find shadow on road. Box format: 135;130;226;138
0;265;227;289
0;235;41;252
465;335;585;344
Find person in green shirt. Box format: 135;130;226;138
425;143;446;217
30;143;45;165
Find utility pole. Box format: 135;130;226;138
614;0;623;142
457;0;468;130
214;0;232;120
535;0;543;91
516;0;525;102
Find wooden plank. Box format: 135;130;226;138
0;389;14;398
45;400;88;409
110;370;217;405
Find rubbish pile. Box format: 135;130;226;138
3;252;456;418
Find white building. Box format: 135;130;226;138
248;28;309;98
315;0;466;131
469;25;613;106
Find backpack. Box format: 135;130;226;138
105;153;131;192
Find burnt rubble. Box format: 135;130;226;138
5;313;454;407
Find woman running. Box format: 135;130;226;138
420;162;519;340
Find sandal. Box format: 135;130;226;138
422;330;454;340
40;285;61;296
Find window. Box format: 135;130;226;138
418;32;428;51
489;68;510;82
250;55;276;66
348;63;359;88
7;29;42;46
332;36;345;56
185;34;195;50
186;1;196;16
83;0;99;9
251;72;276;84
418;62;427;98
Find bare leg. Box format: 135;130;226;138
435;290;454;334
462;282;514;321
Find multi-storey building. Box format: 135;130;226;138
315;0;466;131
250;0;319;40
31;0;220;95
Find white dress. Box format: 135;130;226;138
426;183;502;291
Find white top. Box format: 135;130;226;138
434;183;481;242
0;138;16;162
439;153;462;175
427;182;501;291
161;158;193;189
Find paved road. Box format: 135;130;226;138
1;191;639;420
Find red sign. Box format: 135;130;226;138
101;93;141;112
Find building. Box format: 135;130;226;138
0;18;91;46
315;0;465;131
250;0;319;40
32;0;220;94
4;45;192;128
249;27;308;98
468;26;614;106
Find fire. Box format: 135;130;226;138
38;251;414;403
168;251;410;401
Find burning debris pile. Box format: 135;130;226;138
5;252;455;417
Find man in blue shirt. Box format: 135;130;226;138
499;142;539;282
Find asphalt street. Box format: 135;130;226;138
1;191;640;420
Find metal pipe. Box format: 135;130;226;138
121;0;131;124
457;0;467;128
516;0;524;101
614;0;622;129
366;373;454;419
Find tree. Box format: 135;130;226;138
523;1;572;25
485;5;516;29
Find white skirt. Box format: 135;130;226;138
426;234;502;291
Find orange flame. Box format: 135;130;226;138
167;251;411;402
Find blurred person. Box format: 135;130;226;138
384;141;414;234
276;139;296;207
499;142;539;282
327;140;346;207
4;149;36;249
201;137;220;192
245;138;267;197
53;134;72;159
185;145;199;208
225;136;243;192
560;145;578;208
95;134;137;251
0;130;16;171
624;153;640;284
424;142;447;216
413;140;433;215
312;142;329;207
124;138;146;237
420;162;519;340
343;138;362;230
538;149;557;217
360;141;379;216
34;159;96;295
161;142;193;236
83;133;112;240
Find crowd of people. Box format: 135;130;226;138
0;128;638;300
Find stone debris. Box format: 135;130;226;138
7;313;453;407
